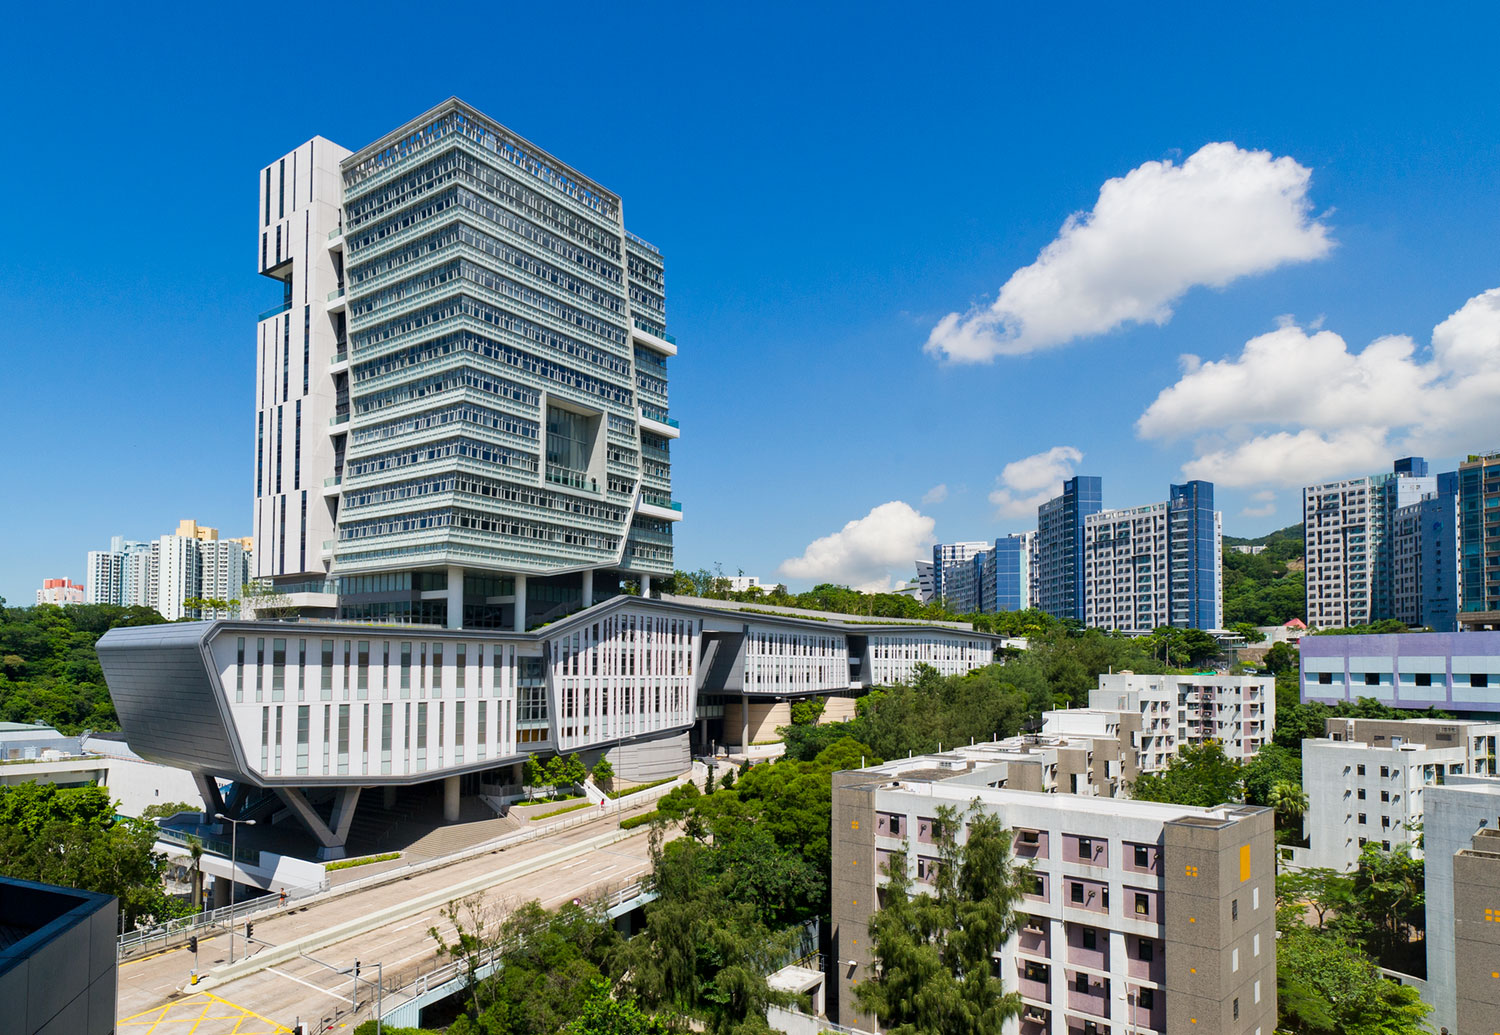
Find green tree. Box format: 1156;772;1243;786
0;783;180;930
566;978;672;1035
428;895;503;1018
1128;742;1244;807
787;697;826;726
1264;641;1298;674
1348;843;1425;972
1276;867;1354;931
1230;621;1266;643
1242;744;1301;807
591;756;615;791
1268;781;1309;839
1277;922;1430;1034
0;600;166;732
615;835;797;1033
856;804;1027;1035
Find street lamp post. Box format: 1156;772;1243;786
213;813;256;963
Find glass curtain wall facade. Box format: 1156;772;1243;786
328;99;676;626
981;534;1029;613
1036;476;1102;622
1459;453;1500;620
1167;480;1220;630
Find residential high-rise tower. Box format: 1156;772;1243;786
1035;476;1103;622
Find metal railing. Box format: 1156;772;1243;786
116;879;327;958
639;492;682;512
639;406;678;428
155;825;256;865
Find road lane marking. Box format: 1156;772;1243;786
266;967;353;1005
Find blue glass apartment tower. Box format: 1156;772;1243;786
981;534;1029;613
1458;453;1500;626
1420;479;1460;632
1167;480;1220;629
1036;476;1102;622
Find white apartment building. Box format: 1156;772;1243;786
1300;717;1500;872
933;541;989;612
199;539;251;617
1303;462;1435;629
1081;485;1224;635
1091;672;1274;771
1083;502;1170;634
85;551;122;605
153;535;201;621
119;539;153;607
35;579;85;606
85;528;249;617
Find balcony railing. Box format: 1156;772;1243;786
258;300;292;322
640;406;679;428
640;492;682;512
328;225;343;240
327;286;346;302
324;476;342;487
331;349;348;365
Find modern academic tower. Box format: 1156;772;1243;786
253;98;680;630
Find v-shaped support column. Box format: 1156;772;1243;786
274;786;361;861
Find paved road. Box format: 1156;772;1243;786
119;815;665;1033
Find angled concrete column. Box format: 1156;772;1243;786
641;574;652;598
741;694;750;753
274;786;353;861
513;574;528;633
446;565;464;629
193;772;226;818
443;774;461;823
329;787;362;845
581;569;594;608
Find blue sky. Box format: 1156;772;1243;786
4;2;1500;601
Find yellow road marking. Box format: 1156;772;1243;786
119;991;292;1033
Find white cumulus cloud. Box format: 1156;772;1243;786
778;501;936;592
1138;287;1500;487
921;483;949;505
925;142;1334;362
988;446;1083;519
1241;489;1277;519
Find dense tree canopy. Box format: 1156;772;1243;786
1128;742;1245;807
0;783;181;930
0;601;166;732
1221;525;1306;626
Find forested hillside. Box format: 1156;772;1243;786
1223;523;1306;625
0;602;165;732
